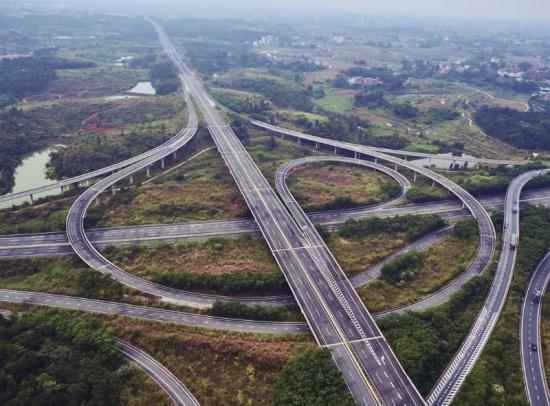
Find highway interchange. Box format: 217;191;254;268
0;18;548;406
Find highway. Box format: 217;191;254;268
118;340;200;406
428;169;549;405
154;20;425;406
0;309;199;406
521;251;550;406
1;187;549;259
0;289;307;334
276;155;411;209
252;120;529;166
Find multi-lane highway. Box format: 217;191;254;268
0;289;307;334
2;187;549;260
252;120;529;166
154;20;425;406
276;155;411;208
118;340;200;406
428;169;549;405
521;251;550;406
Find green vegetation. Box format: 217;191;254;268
0;199;72;234
287;163;400;212
454;205;550;404
273;348;355;406
0;309;124;405
210;301;288;321
359;230;478;311
405;183;451;203
474;106;550;151
153;271;288;295
0;256;123;301
339;214;445;241
381;251;426;283
313;90;353;113
379;275;490;395
453;218;479;240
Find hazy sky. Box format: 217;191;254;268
126;0;550;22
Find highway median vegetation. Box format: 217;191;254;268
454;205;550;404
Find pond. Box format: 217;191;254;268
127;81;156;95
0;148;61;209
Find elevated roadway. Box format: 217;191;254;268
154;20;425;406
428;169;549;405
521;251;550;406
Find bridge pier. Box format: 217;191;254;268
374;156;378;164
354;151;358;159
432;179;436;187
30;194;34;204
111;185;116;195
161;158;165;169
315;142;319;150
146;166;151;177
334;147;338;154
173;150;178;160
413;172;417;182
129;175;134;185
297;137;301;144
394;164;398;172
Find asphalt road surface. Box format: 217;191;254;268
428;169;549;405
153;20;425;406
2;188;549;260
0;289;307;334
521;251;550;406
118;340;200;406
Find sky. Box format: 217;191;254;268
114;0;550;22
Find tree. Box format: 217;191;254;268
274;348;355;406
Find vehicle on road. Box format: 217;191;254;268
533;290;542;303
510;233;518;249
512;203;519;213
531;343;538;351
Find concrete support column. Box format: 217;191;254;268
354;151;358;159
334;147;337;154
315;142;319;150
394;164;398;172
374;157;378;164
173;150;178;160
161;158;165;169
129;175;134;185
432;179;435;187
297;137;301;144
30;194;34;204
60;185;65;193
413;172;417;182
111;185;116;195
146;166;151;177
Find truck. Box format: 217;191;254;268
510;233;518;249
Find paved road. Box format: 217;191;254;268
0;289;307;334
1;188;548;259
154;20;425;406
427;169;549;405
277;155;411;209
0;309;200;405
119;340;200;406
252;120;529;166
521;251;550;406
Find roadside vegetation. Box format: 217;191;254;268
287;163;401;212
454;205;550;404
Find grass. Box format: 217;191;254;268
120;364;172;405
357;233;478;312
286;163;397;211
105;235;279;281
404;143;440;153
104;315;314;406
94;129;247;226
313;90;353;113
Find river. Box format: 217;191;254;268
0;148;61;209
